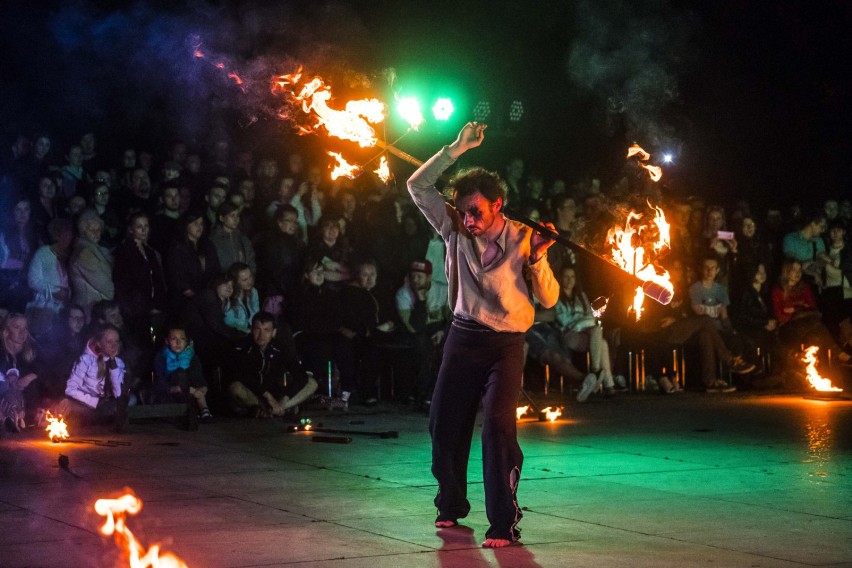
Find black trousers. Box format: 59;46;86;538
429;318;525;541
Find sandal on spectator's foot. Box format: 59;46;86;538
199;408;213;423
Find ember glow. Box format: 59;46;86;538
374;155;392;183
541;406;563;422
328;151;360;180
606;203;674;321
516;405;530;420
274;71;385;148
95;491;188;568
44;411;69;442
626;143;663;182
802;346;843;392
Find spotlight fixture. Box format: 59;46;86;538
432;98;455;121
509;100;524;122
473;100;491;121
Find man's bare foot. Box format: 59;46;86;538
482;538;512;548
435;520;457;528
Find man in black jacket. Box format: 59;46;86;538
227;312;317;417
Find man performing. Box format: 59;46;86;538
407;122;559;547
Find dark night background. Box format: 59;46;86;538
1;0;850;207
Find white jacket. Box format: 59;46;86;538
65;342;125;409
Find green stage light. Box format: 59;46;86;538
473;100;491;121
397;96;424;130
432;98;455;121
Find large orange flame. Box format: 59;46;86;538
274;71;385;148
95;491;188;568
515;405;530;420
45;411;69;442
374;156;392;183
606;202;674;320
802;346;843;392
328;151;360;180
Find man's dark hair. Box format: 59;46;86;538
251;311;277;329
91;300;120;323
216;201;240;219
450;167;507;204
273;204;298;224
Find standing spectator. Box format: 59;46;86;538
209;202;256;274
306;215;350;287
733;216;773;299
59;145;87;198
820;219;852;333
69;209;114;319
165;211;221;310
255;205;305;315
120;168;157;218
112;212;167;338
30;176;62;244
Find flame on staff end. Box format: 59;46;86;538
802;346;843;392
95;491;188;568
374;156;392;183
273;71;385;148
606;203;674;321
516;405;530;420
328;151;360;180
45;411;69;442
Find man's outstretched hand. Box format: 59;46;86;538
448;122;487;159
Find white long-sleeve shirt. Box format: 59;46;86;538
27;245;68;312
65;343;125;409
407;146;559;332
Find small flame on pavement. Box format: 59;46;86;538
516;405;530;420
541;406;563;422
45;411;69;442
95;491;188;568
328;151;360;180
802;346;843;392
374;156;392;183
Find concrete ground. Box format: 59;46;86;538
1;391;851;568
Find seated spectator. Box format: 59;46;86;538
59;145;88;197
26;218;74;337
202;182;228;230
395;260;449;405
771;260;848;364
306;214;350;287
227;312;318;417
0;314;39;432
113;212;168;337
224;262;260;335
266;176;321;242
820;219;852;333
733;263;780;384
165;211;221;310
700;206;737;288
30;176;62;244
38;305;88;408
69;209;114;319
782;212;830;290
57;325;128;432
90;182;123;248
255;205;305;316
148;184;182;256
120;168;157;219
689;256;753;364
631;260;754;393
0;197;39;311
549;266;618;402
90;300;151;394
153;324;212;422
209;202;256;274
183;273;243;381
733;215;773;300
287;257;355;406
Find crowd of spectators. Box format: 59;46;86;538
0;131;850;432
